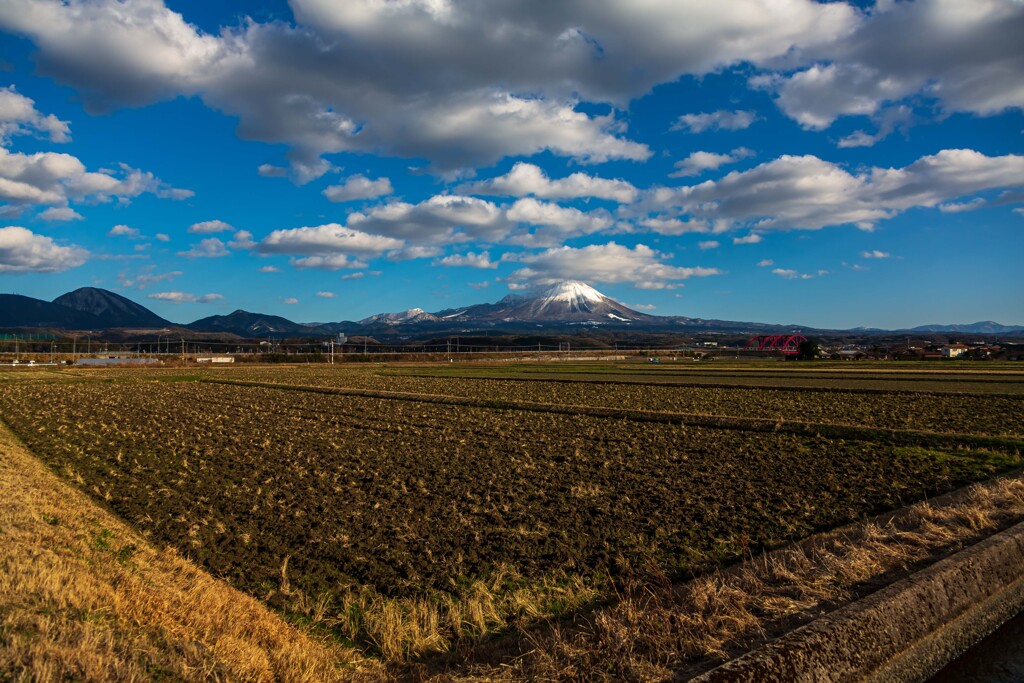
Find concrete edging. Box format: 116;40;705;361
689;520;1024;682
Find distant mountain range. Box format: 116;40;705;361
1;282;1021;337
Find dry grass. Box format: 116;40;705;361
450;475;1024;682
286;567;602;662
0;420;382;682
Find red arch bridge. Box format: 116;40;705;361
744;334;807;355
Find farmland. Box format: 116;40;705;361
0;360;1022;674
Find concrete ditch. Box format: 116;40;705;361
688;520;1024;682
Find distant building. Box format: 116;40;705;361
196;356;235;363
941;344;969;358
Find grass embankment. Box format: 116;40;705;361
0;419;376;681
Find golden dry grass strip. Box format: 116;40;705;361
0;419;381;682
448;476;1024;682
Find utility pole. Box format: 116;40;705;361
181;337;185;360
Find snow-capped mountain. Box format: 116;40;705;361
358;308;441;325
434;281;657;324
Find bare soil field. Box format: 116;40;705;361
0;361;1021;677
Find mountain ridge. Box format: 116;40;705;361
1;283;1021;337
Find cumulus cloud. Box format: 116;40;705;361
290;255;369;271
108;224;140;238
259;265;281;273
258;224;403;259
504;242;720;290
154;233;170;242
0;0;858;175
461;162;637;203
939;198;986;213
348;195;508;244
698;240;720;250
188;219;232;234
316;291;336;298
671;110;758;133
643;149;1024;233
227;230;256;250
434;251;498;269
323;175;393;202
0;86;70;143
757;259;774;267
282;297;299;305
772;268;813;280
0;226;87;272
505;198;613;246
0;147;191;212
257;164;287;178
38;206;83;221
733;233;763;245
861;250;891;259
148;291;223;304
670;148;754;178
762;0;1024;132
178;237;229;259
118;268;182;290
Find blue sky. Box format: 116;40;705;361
0;0;1021;329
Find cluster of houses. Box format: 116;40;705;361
827;340;1021;361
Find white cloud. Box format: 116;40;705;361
316;291;336;298
632;303;657;311
258;224;403;258
763;0;1024;131
0;147;191;211
259;265;281;273
772;268;815;280
861;250;891;259
637;217;710;236
671;110;757;133
348;195;508;244
188;219;232;234
461;162;637;203
0;0;857;175
38;206;83;221
434;251;498;269
644;149;1024;234
178;237;229;259
154;233;170;242
505;198;613;246
282;297;299;305
118;268;182;290
757;259;774;267
0;225;87;273
1014;208;1024;217
0;86;70;143
291;255;368;271
323;175;393;202
467;280;490;289
698;240;720;250
108;224;141;238
504;242;720;290
387;245;443;262
148;291;223;304
227;230;256;250
670;148;754;178
733;233;763;245
939;198;986;213
257;164;287;178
